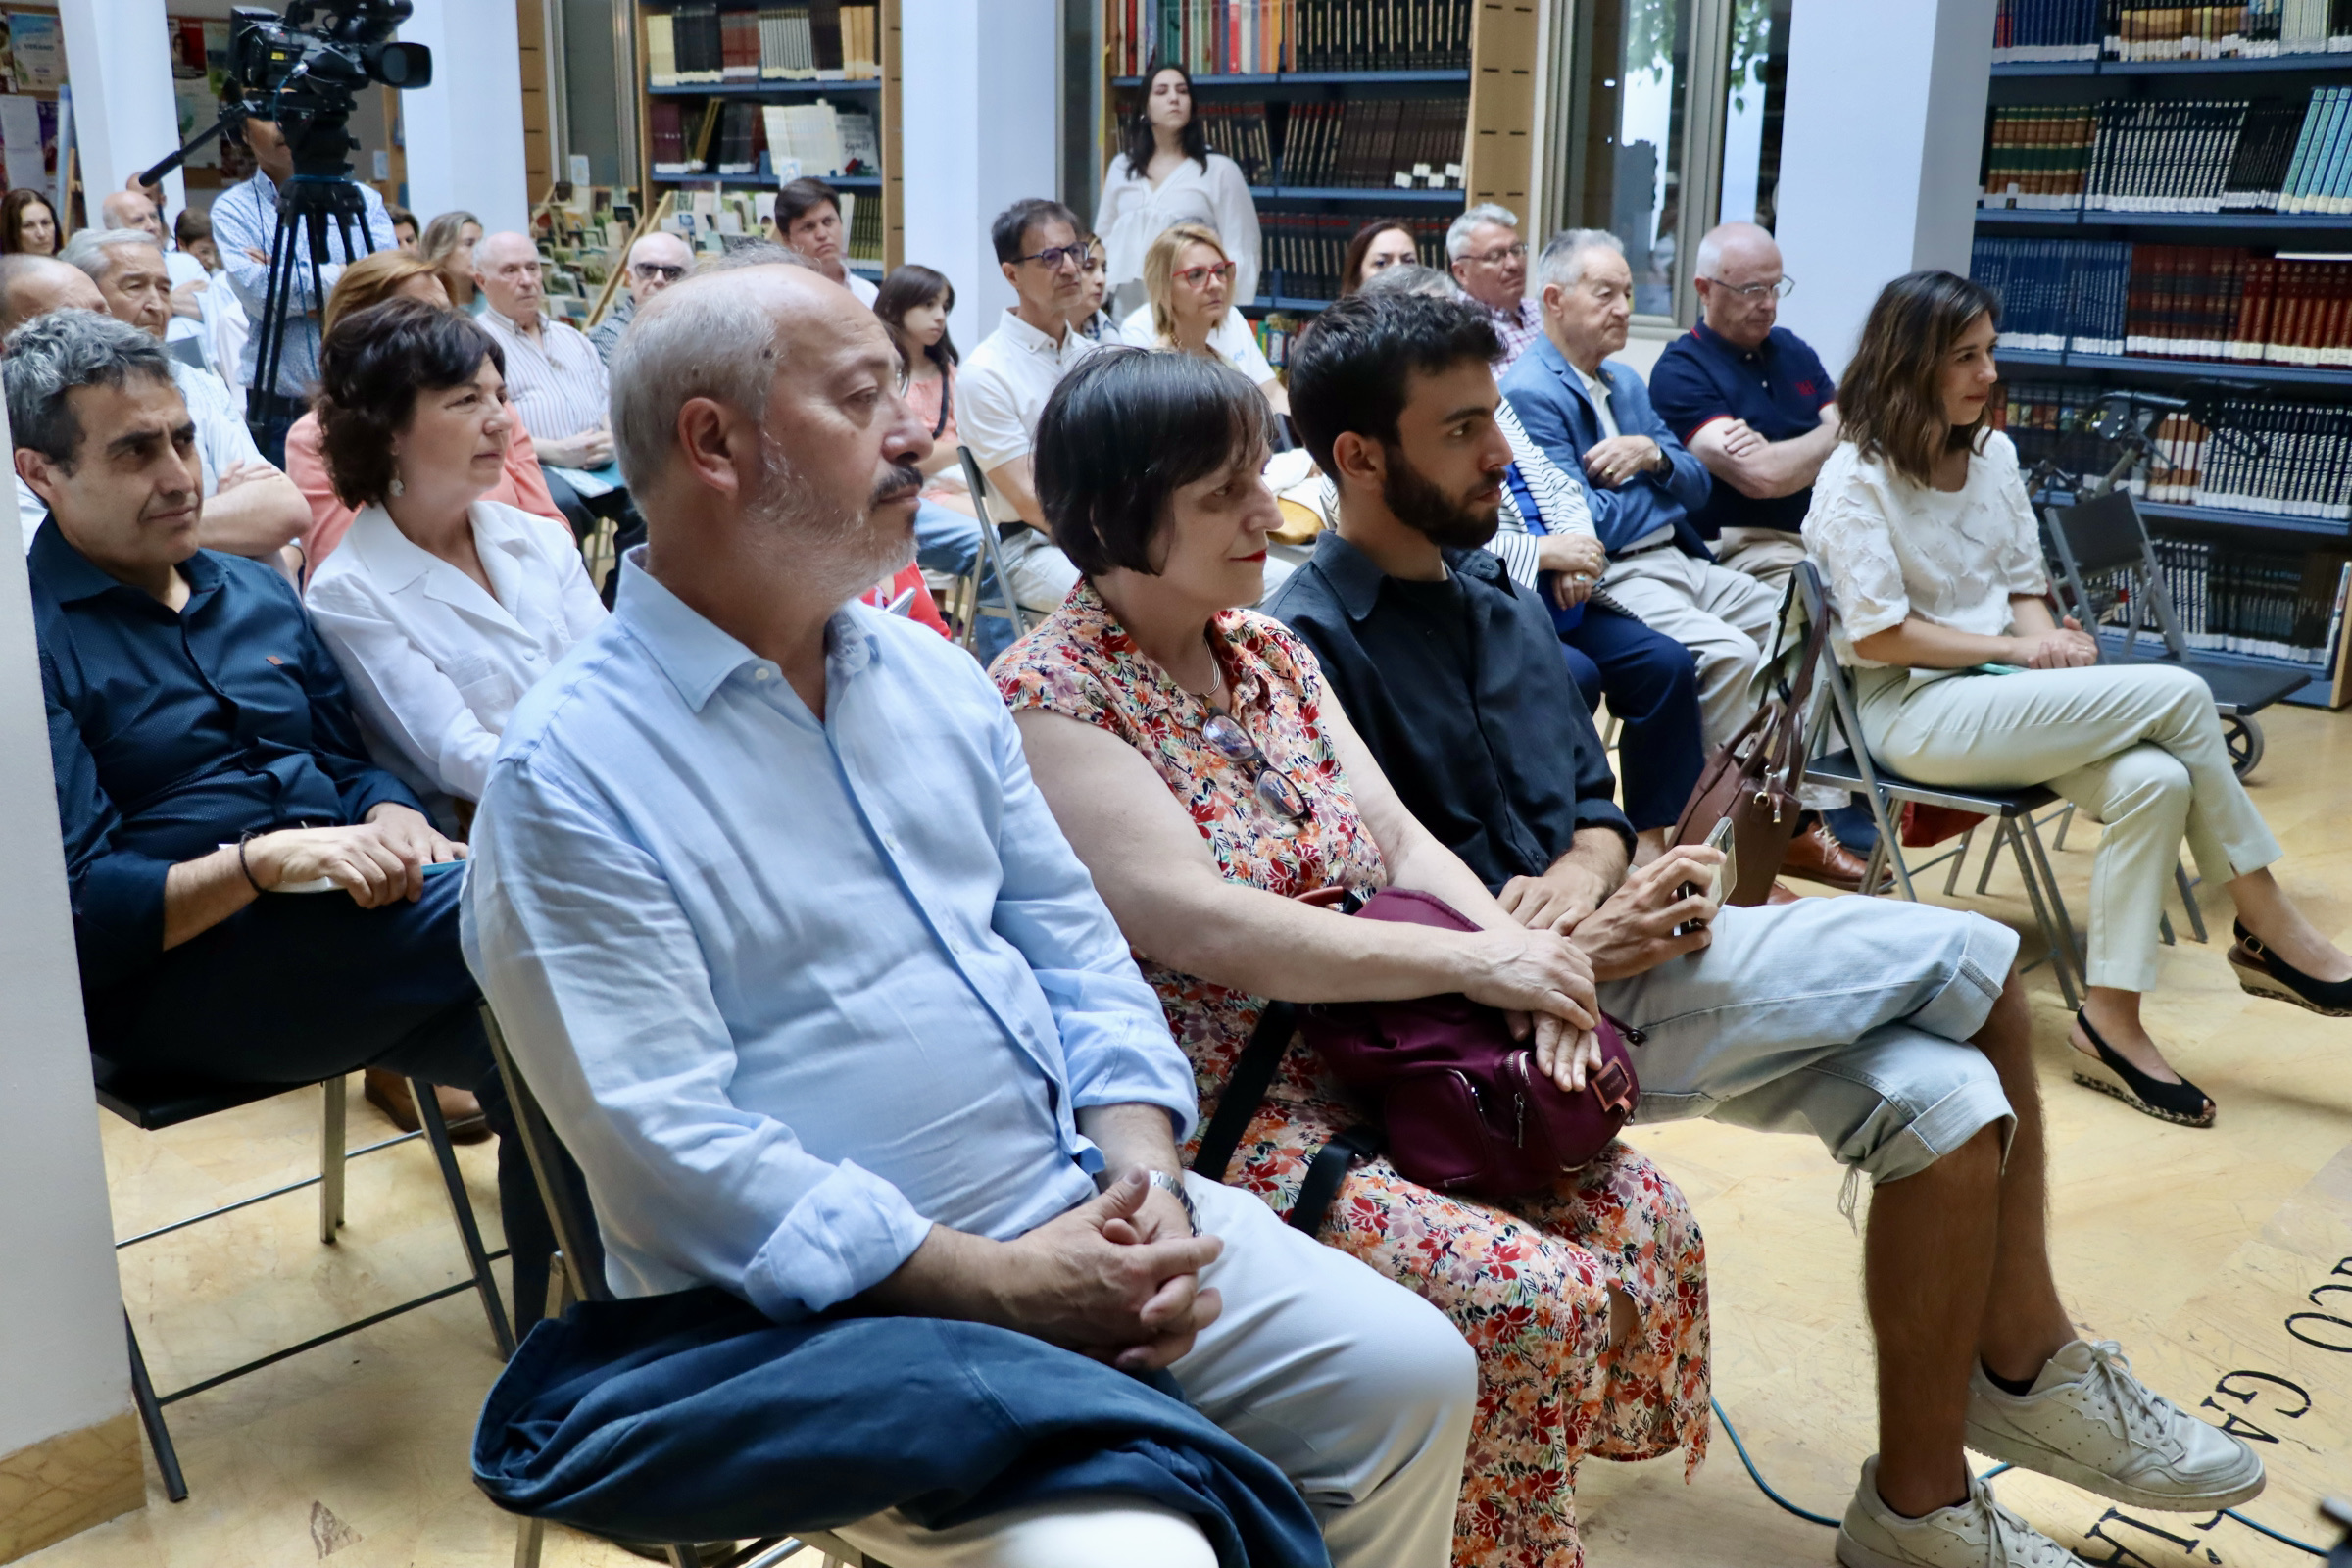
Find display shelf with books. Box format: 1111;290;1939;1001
634;1;903;271
1102;0;1527;318
1991;0;2352;65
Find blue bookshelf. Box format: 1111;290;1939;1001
1993;54;2352;77
1975;208;2352;232
1247;184;1465;205
1996;347;2352;392
648;80;881;96
1111;69;1470;89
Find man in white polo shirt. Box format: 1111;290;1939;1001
472;232;614;474
956;199;1099;644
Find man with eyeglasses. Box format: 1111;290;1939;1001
1445;203;1540;370
1648;221;1840;594
589;230;696;367
956;198;1098;653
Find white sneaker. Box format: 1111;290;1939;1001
1838;1456;2085;1567
1965;1340;2265;1511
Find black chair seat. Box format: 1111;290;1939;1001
1809;750;2059;818
91;1055;301;1132
2101;648;2307;715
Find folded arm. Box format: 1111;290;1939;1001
1687;404;1841;499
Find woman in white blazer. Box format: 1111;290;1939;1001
306;297;607;835
1096;63;1260;318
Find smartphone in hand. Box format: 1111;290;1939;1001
1677;818;1737;933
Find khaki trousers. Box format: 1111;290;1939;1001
1711;527;1808;595
1856;662;2282;993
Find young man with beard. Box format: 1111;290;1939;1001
1262;290;2264;1568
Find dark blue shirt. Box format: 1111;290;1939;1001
1263;532;1634;893
30;519;422;994
1647;321;1837;540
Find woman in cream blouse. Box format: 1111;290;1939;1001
1095;63;1260;318
1803;270;2349;1129
306;298;606;835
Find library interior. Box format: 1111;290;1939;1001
2;3;2352;1568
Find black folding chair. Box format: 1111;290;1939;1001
100;1061;513;1502
1789;564;2088;1009
2043;488;2303;779
954;444;1037;653
478;1008;879;1568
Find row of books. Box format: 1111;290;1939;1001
1972;236;2352;364
649;96;878;179
646;4;881;86
2139;538;2351;668
1111;0;1477;77
1991;0;2352;59
1189;100;1465;189
1978;93;2351;213
847;187;884;265
1258;213;1445;300
2001;381;2352;523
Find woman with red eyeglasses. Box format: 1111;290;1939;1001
1138;221;1289;417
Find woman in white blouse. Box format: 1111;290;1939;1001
1096;63;1260;319
306;297;607;835
1803;270;2349;1129
1132;223;1289;417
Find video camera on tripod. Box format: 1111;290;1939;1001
139;2;432;444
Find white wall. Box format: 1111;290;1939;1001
399;0;531;233
0;414;131;1461
1774;0;1994;376
901;0;1061;351
59;0;187;219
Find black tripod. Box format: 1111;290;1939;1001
244;168;378;443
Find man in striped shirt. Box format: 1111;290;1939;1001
473;232;614;473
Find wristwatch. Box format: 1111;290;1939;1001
1145;1169;1200;1236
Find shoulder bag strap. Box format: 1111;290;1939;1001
1286;1123;1385;1239
1190;1000;1297;1183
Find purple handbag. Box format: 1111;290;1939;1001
1296;889;1639;1200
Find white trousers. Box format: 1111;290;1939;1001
995;524;1083;615
1857;662;2282;993
834;1175;1478;1568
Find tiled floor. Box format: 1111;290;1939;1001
23;705;2352;1568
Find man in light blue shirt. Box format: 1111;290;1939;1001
462;260;1475;1566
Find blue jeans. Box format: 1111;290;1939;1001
1557;605;1705;832
914;499;982;577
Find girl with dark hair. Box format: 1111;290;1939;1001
995;347;1708;1568
871;263;983;548
1804;270;2351;1128
1341;219;1420;295
1095;62;1261;318
1;188;58;255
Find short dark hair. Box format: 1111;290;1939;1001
1035;346;1273;578
385;204;418;235
1288;291;1498;477
2;309;176;470
173;207;213;249
775;178;841;232
315;298;506;507
990;198;1080;267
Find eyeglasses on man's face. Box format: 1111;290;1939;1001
1017;241;1092;272
1465;242;1528;268
1702;274;1795;300
1173;261;1236;290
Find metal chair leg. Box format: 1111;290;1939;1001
2160;909;2177;947
2020;811;2086;976
126;1312;189;1503
2052;802;2077;851
410;1078;516;1359
2174;859;2207;943
1976;820;2007;896
319;1075;347;1244
2007;821;2081;1010
1943;825;1975;897
512;1515;545;1568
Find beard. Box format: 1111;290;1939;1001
1381;445;1502;552
744;432;922;606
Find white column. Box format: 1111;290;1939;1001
901;0;1061;350
398;0;531;232
59;0;186;220
1774;0;1994;376
0;412;136;1506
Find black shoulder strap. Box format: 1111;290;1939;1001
1287;1124;1384;1238
1190;1000;1296;1183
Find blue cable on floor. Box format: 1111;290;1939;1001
1709;1397;2327;1555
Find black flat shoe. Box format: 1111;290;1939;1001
2230;920;2352;1017
2070;1008;2216;1128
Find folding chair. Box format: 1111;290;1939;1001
953;445;1036;654
99;1060;514;1502
479;1008;879;1568
1789;564;2088;1009
2042;489;2303;780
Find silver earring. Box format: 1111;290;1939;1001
388;476;405;498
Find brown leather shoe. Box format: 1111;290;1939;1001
1779;816;1887;893
363;1066;490;1144
1766;880;1802;905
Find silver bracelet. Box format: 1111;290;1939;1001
1145;1169;1200;1237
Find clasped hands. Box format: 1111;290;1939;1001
243;802;464;906
1536;531;1608;610
2012;615;2099;669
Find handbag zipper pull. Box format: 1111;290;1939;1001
1514;1090;1527;1149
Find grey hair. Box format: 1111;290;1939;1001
59;226;163;284
1446;202;1519;262
1535;227;1627;292
0;255;83;333
1358;263;1464;301
697;240;816;275
3;309;175;468
608;270;788;492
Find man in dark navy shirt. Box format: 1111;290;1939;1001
1647;222;1841;592
17;310;560;1331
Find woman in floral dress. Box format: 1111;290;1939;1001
994;347;1708;1568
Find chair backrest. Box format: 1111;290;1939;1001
1789;562;1883;785
479;1005;612;1305
956;444;1035;643
2043;488;2186;660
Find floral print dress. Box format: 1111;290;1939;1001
996;586;1710;1568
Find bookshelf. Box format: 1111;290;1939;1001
630;1;904;278
1974;21;2352;708
1101;1;1536;368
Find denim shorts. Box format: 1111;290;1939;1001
1600;897;2020;1187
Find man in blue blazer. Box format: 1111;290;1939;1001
1499;228;1869;889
